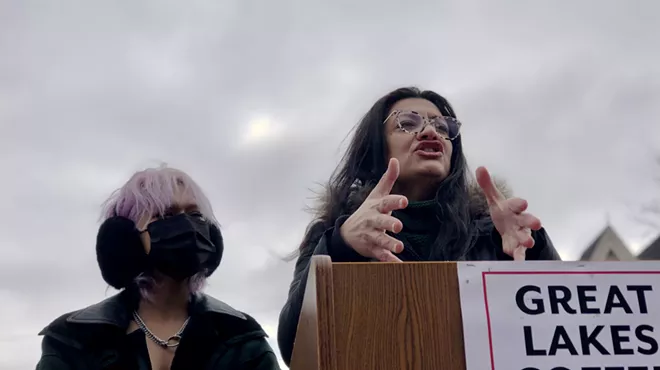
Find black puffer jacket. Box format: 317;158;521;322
277;182;561;366
37;291;280;370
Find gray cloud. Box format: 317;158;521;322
2;0;660;368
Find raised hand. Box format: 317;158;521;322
476;166;542;261
339;158;409;262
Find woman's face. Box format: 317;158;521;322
137;189;200;254
384;98;454;189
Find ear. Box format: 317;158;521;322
96;216;148;290
139;230;151;255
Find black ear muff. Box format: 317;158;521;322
204;223;223;277
96;216;148;290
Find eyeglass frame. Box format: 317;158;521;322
383;109;462;141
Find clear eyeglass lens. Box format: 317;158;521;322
396;111;460;140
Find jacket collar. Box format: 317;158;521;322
38;290;263;358
64;290;246;328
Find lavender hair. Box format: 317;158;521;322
100;165;219;297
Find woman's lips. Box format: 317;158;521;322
414;149;443;159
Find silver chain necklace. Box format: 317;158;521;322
132;311;190;348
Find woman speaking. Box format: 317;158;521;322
277;87;561;365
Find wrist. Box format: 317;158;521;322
329;216;366;262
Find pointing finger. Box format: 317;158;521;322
376;194;408;214
370;158;400;198
516;228;535;248
512;246;527;261
365;230;404;252
476;166;504;205
374;248;403;263
507;198;529;214
517;213;542;231
365;214;403;234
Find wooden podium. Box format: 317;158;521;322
289;255;466;370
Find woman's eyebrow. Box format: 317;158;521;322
162;204;180;214
185;204;200;212
178;203;199;212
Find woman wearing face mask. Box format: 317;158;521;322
277;87;562;365
37;166;279;370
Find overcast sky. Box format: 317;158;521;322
2;0;660;368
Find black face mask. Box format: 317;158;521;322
145;213;216;281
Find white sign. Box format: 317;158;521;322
457;261;660;370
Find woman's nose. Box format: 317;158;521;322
417;123;440;140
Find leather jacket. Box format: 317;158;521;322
37;291;280;370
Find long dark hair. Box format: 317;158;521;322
299;87;474;260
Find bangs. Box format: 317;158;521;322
101;166;218;226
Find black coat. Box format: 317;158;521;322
276;183;562;366
36;291;280;370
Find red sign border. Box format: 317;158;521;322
481;270;660;370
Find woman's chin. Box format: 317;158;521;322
412;163;449;179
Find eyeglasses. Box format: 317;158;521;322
383;110;462;141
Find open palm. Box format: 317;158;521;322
476;167;542;261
